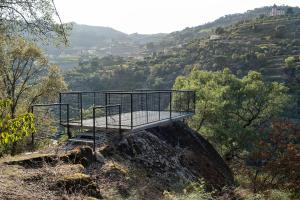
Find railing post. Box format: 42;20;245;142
67;104;71;138
120;94;123;111
93;92;96;106
105;106;108;129
158;92;161;120
31;106;34;149
169;91;172;119
119;105;121;134
59;93;62;124
105;93;107;106
131;93;133;129
187;91;190;113
145;93;148;123
80;93;83;127
93;107;96;152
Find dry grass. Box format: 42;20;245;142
0;150;165;200
0;141;233;200
0;152;91;200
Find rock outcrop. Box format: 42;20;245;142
117;121;234;189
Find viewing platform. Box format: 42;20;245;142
59;90;195;130
32;89;195;150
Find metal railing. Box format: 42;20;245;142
30;89;195;151
92;104;121;151
59;90;195;130
31;103;70;146
105;90;195;129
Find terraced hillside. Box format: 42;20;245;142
194;15;300;116
67;14;300;117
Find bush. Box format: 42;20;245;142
248;120;300;195
274;25;286;38
163;181;213;200
215;27;225;35
285;56;296;67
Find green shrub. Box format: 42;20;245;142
269;189;291;200
163;181;213;200
215;27;225;35
274;25;286;38
285;56;296;67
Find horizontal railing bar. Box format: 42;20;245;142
94;104;121;109
32;103;69;107
60;90;194;95
106;90;194;94
134;89;195;92
60;90;128;94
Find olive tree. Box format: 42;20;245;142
173;69;290;157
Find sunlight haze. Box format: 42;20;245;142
55;0;300;34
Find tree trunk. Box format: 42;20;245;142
10;103;17;155
11;142;18;156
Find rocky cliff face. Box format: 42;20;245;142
0;121;233;199
117;121;234;189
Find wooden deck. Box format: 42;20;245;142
66;111;193;131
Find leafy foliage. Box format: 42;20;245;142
0;35;67;117
173;69;290;156
0;34;67;155
0;99;35;145
248;120;300;196
0;0;70;43
66;56;149;91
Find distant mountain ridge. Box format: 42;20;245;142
69;23;167;48
46;5;300;69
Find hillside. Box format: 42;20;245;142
152;13;300;117
163;5;300;45
49;6;300;70
43;23;167;70
180;14;300;116
2;2;300;200
66;13;300;117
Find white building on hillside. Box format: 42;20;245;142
271;4;285;16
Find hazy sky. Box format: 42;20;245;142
55;0;300;34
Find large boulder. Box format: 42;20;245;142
117;121;234;189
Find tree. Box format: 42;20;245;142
215;27;225;35
274;25;286;38
0;35;67;118
0;0;69;43
146;42;155;52
248;120;300;195
0;99;34;146
286;7;294;15
0;35;67;154
284;56;295;68
173;69;290;157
